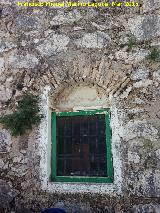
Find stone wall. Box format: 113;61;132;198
0;0;160;212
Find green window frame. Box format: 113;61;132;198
51;109;113;183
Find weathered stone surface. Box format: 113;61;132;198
132;98;145;105
131;204;160;213
115;49;149;63
128;169;160;196
133;79;153;88
75;31;111;48
120;86;132;99
142;0;160;12
0;86;12;102
122;121;159;141
8;50;39;69
0;41;16;53
153;69;160;82
36;33;70;56
128;151;140;164
155;169;160;195
12;155;23;163
50;10;82;25
155;149;160;159
0;180;18;208
0;57;5;75
15;14;42;31
126;49;149;63
115;50;128;60
0;159;5;169
0;0;11;5
10;165;28;177
1;6;14;17
128;15;160;41
131;67;150;81
0;129;12;153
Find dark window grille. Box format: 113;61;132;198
56;114;107;177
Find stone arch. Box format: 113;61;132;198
35;54;132;100
40;68;131;106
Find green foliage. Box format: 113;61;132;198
147;48;160;61
119;34;137;51
127;36;137;51
0;93;43;136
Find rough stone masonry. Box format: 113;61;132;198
0;0;160;212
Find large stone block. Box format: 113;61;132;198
75;31;111;48
115;49;149;64
121;121;159;141
131;67;150;81
127;15;160;41
15;14;42;31
126;49;149;63
133;79;153;88
50;10;82;25
8;50;39;69
142;0;160;12
36;33;70;57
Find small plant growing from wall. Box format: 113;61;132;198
126;35;137;51
147;48;160;61
0;93;43;136
120;34;137;51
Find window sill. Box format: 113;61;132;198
41;180;117;195
52;176;113;183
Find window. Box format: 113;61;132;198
51;109;113;183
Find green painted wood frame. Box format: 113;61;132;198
51;109;113;183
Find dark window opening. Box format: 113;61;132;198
56;114;107;177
